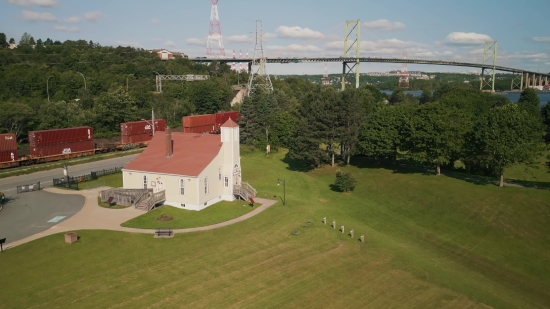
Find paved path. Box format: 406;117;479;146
5;187;277;249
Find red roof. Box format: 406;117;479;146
221;118;239;128
123;131;222;177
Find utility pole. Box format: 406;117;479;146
76;72;87;90
47;76;53;103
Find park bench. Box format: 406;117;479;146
155;228;173;237
107;197;115;206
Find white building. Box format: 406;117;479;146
122;119;245;211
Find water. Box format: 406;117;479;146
381;90;550;107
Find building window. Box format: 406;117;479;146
179;179;185;195
219;167;222;180
205;177;209;194
143;175;147;189
224;176;229;188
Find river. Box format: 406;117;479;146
381;90;550;107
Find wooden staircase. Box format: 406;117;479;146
233;182;257;202
133;190;166;211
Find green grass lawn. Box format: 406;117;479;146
121;201;257;229
1;149;550;308
80;172;123;190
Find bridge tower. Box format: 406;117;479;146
341;20;361;91
322;63;330;86
398;50;410;88
206;0;225;58
479;41;497;92
247;20;273;96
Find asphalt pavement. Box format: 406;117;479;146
0;154;138;194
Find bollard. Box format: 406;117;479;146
323;217;326;225
341;225;345;233
350;229;354;238
332;220;336;229
360;235;364;243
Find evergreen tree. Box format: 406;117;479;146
517;87;541;120
19;32;33;45
9;37;15;44
419;89;432;104
0;33;7;48
340;88;368;164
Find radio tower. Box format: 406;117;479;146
398;50;410;88
206;0;225;58
247;20;273;95
239;50;243;72
322;63;330;86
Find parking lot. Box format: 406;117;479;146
0;190;84;246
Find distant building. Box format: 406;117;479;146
8;43;17;49
150;49;189;60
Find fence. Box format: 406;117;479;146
17;182;42;194
53;167;123;190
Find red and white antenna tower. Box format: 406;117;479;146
206;0;225;58
239;50;243;72
322;63;330;86
245;50;249;72
398;50;410;88
232;50;236;70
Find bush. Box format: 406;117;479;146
334;170;356;192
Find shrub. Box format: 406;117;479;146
334;170;356;192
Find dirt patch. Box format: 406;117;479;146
156;215;173;222
319;199;328;203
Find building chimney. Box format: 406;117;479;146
165;127;173;158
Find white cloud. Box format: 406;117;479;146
54;25;79;32
266;44;322;52
21;10;56;21
508;52;548;59
151;19;160;24
84;10;107;21
533;37;550;43
162;40;176;47
116;41;142;48
8;0;57;7
64;16;80;23
363;19;405;31
445;32;492;45
186;38;206;46
275;26;324;40
226;35;252;44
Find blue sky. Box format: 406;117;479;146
1;0;550;74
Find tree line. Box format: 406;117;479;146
0;32;239;141
240;82;549;187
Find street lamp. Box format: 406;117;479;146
46;75;53;103
141;109;155;136
76;72;86;90
277;178;286;205
126;74;134;92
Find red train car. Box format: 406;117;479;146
0;133;18;163
30;140;95;157
182;112;239;134
29;127;93;147
215;111;239;125
120;119;166;136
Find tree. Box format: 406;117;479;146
389;88;406;105
469;104;543;187
38;100;89;130
401;102;471;175
238;90;279;149
288;87;332;168
93;88;138;132
0;101;35;140
334;170;356;192
340;88;368;164
517;88;541;119
0;33;7;48
19;32;34;45
9;37;15;44
542;102;550;146
419;89;432;104
359;105;413;165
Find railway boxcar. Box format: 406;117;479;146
0;133;18;163
182;114;217;134
30;140;95;158
120;119;166;136
29;127;93;147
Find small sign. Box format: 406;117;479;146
48;216;66;223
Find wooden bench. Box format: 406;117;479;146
155;228;173;237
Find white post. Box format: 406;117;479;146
323;217;326;225
332;220;336;229
360;235;364;243
341;226;345;234
350;229;354;238
152;108;155;136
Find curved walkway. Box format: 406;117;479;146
6;187;277;249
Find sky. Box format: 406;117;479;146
1;0;550;75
